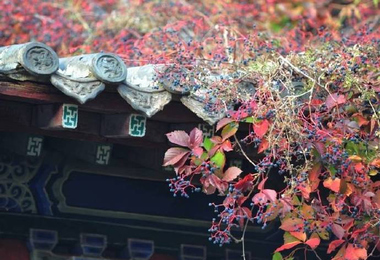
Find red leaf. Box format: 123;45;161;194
203;185;216;195
332;224;345;240
280;218;304;232
305;233;320;249
370;158;380;168
345;243;367;260
189;128;203;148
323;177;341;192
253;119;270;138
210;136;222;143
258;177;268;190
208;174;228;194
309;163;321;192
252;192;267;205
354;162;366;174
192;147;203;157
223;167;242;182
298;183;311;200
275;241;302;252
216;118;234;131
241;206;252;219
326;93;346;109
258;137;269;154
234;174;254;191
353;113;369;127
163;148;190;166
328;239;345;254
221;140;233;152
237;196;248;206
166;131;189;147
262;189;277;202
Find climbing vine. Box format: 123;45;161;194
1;0;380;259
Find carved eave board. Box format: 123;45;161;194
51;53;127;104
0;42;59;82
181;95;225;125
118;64;172;118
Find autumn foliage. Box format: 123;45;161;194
1;0;380;259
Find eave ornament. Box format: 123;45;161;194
118;64;172;117
0;42;59;82
51;53;127;104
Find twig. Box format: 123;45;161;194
233;135;257;167
278;55;324;89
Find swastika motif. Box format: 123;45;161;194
129;114;146;137
95;145;112;165
62;104;78;129
229;159;243;169
26;136;43;157
197;123;215;139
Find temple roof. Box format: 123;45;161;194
0;41;224;125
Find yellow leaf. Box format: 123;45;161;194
370;169;378;176
349;155;362;162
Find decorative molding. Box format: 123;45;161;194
0;154;40;213
80;233;107;257
95;145;112;165
128;239;154;260
26;136;44;157
51;53;126;104
181;96;225;125
62;104;79;129
50;75;105;104
129;114;146;137
117;84;172;118
0;42;59;82
29;164;58;216
29;229;58;252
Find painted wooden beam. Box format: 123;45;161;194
34;103;101;136
0;99;32;126
34;103;79;129
0;132;44;157
48;138;113;165
0;81;202;123
102;113;169;142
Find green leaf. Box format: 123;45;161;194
211;151;226;169
328;165;337;177
272;252;283;260
345;141;359;155
203;137;214;152
374;0;379;8
221;122;239;140
242;116;258;123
